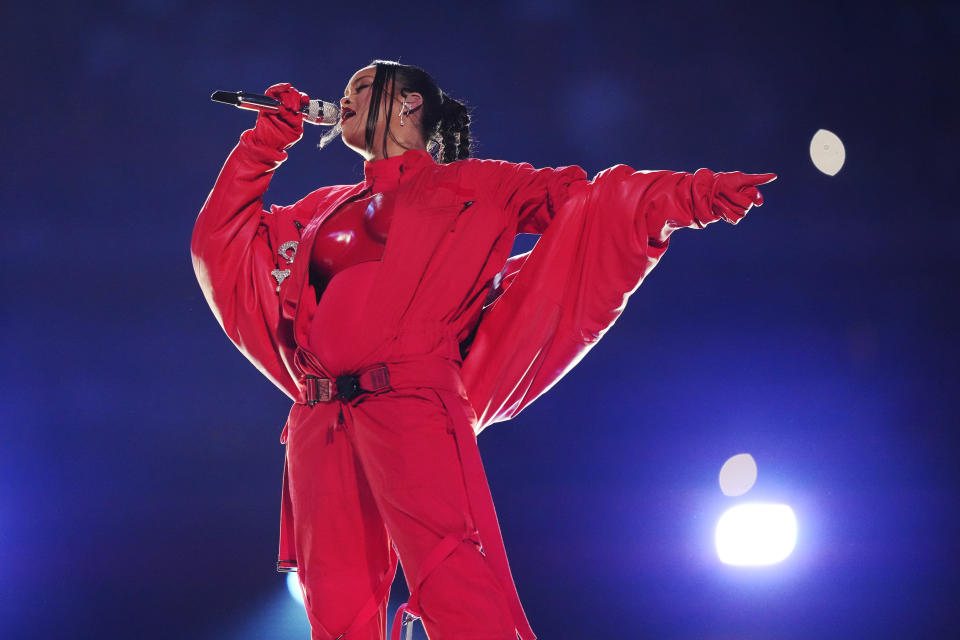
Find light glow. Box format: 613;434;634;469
286;572;304;604
715;503;797;566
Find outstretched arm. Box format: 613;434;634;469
468;157;774;240
462;162;777;430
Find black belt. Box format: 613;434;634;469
303;364;391;405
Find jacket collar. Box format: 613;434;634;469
363;148;435;193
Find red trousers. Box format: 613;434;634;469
284;357;532;640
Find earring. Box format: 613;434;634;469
398;102;409;126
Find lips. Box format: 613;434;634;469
341;107;356;123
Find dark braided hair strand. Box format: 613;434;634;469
437;94;471;163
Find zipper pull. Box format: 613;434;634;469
451;200;475;232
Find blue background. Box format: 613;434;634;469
2;1;958;638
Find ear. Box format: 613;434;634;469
400;91;423;111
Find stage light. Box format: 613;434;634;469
718;453;757;496
715;503;797;566
286;572;304;605
809;128;846;175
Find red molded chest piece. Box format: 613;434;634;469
309;190;396;291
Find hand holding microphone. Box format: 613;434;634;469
211;83;340;150
256;83;309;150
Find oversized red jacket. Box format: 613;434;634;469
192;128;730;567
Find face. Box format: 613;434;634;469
339;65;424;160
339;66;387;157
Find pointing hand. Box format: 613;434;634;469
710;172;777;224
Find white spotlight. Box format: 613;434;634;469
809;128;846;176
715;503;797;566
718;453;758;497
286;572;304;605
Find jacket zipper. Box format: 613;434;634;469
449;200;475;232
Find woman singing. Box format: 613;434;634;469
191;59;776;640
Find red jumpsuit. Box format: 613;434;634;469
192;128;756;640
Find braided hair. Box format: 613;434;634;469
436;93;471;163
356;60;473;164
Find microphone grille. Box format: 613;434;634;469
320;101;339;125
304;100;340;126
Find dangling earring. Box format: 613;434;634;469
398;102;409;126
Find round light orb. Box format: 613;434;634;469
719;453;758;497
286;572;304;604
809;128;846;176
715;503;798;566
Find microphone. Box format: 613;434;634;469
210;90;340;126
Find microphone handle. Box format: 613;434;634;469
235;91;284;110
210;90;340;126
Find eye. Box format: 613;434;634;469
356;84;369;92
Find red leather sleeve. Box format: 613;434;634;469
463;164;726;430
191;129;318;400
628;166;723;247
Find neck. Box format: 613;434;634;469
365;123;426;161
366;141;426;161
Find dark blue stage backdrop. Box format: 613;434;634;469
2;2;957;638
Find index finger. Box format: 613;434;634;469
745;172;778;185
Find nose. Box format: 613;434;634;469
340;97;350;109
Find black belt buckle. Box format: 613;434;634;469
335;374;363;402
